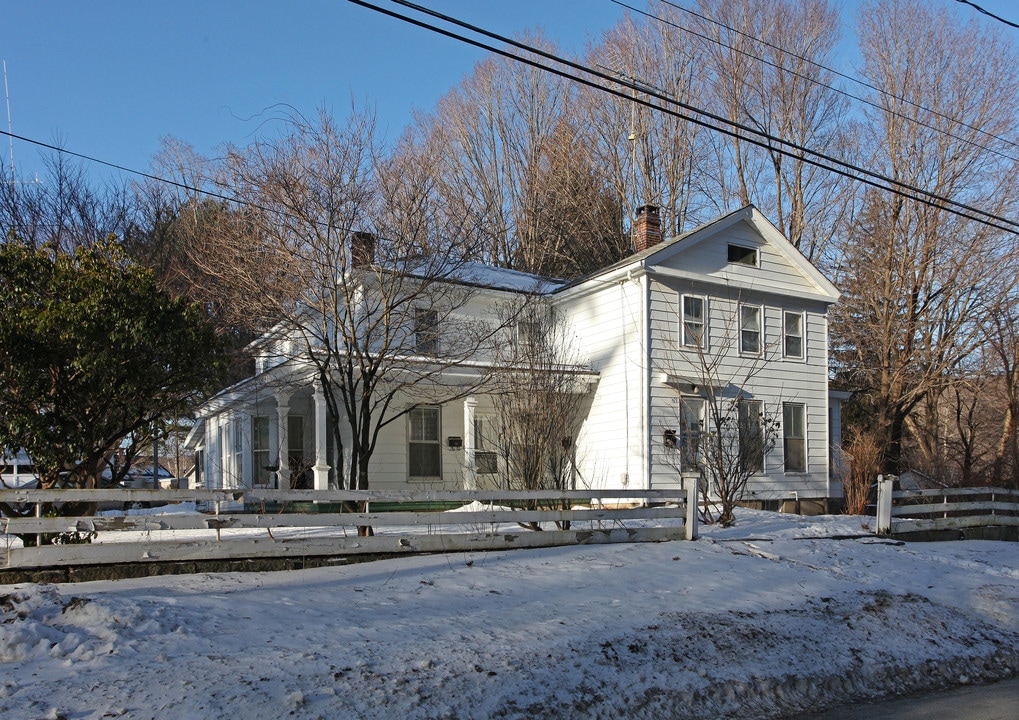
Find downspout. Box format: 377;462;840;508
643;270;652;494
622;278;630;488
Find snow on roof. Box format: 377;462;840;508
374;257;567;294
454;261;567;293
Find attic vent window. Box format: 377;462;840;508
728;244;758;266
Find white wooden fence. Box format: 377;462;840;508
0;487;698;571
875;476;1019;535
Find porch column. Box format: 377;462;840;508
312;380;330;491
213;414;225;489
464;395;477;491
274;391;292;490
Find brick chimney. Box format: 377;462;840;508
633;205;662;253
351;231;376;268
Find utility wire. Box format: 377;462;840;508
614;0;1019;164
955;0;1019;29
5;2;1016;237
649;0;1019;157
370;0;1019;235
0;128;309;229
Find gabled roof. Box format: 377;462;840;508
554;205;840;303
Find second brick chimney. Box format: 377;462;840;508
633;205;662;253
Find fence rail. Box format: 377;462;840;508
1;487;698;572
875;477;1019;535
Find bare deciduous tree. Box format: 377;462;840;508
580;2;709;239
983;299;1019;489
656;298;778;526
833;0;1019;474
192;109;510;534
1;151;132;250
486;300;592;530
694;0;853;262
398;32;627;278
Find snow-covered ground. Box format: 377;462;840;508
1;509;1017;719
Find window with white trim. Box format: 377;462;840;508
231;419;244;487
474;416;498;475
739;304;762;355
738;399;765;473
784;311;805;360
516;317;540;349
728;244;758;266
414;308;438;356
681;295;706;348
409;406;441;479
680;397;705;471
783;402;806;473
252;417;271;486
286;415;310;488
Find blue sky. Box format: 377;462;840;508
2;0;1015;184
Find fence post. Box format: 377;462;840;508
685;483;699;540
876;474;893;535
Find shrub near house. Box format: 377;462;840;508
0;239;226;528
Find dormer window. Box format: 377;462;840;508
728;244;758;266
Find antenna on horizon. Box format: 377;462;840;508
3;61;40;186
4;59;14;180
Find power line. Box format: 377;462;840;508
656;0;1019;156
366;0;1019;235
613;0;1019;164
955;0;1019;29
5;2;1017;239
0;129;305;229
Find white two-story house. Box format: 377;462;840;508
186;205;844;509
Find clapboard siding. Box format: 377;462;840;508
646;255;833;498
654;221;830;298
190;206;840;504
559;278;648;491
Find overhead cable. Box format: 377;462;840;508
955;0;1019;29
653;0;1019;156
360;0;1019;235
614;0;1019;164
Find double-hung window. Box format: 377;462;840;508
414;308;438;356
252;416;271;486
286;416;309;488
739;304;762;355
679;397;705;471
473;416;498;475
409;406;441;479
784;311;805;360
738;399;765;473
231;419;244;488
783;402;806;473
681;295;706;348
